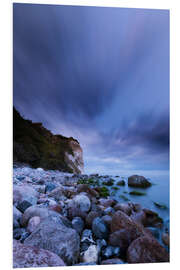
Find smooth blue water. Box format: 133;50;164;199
102;173;169;223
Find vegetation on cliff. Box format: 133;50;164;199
13;107;83;173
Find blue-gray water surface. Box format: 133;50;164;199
102;173;169;224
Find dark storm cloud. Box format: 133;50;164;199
13;4;169;174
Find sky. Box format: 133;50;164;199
13;4;169;176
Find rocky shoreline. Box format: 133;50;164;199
13;166;169;268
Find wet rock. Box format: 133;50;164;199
128;175;151;188
117;180;125;186
110;210;145;235
114;203;132;216
108;228;141;251
102;178;114;186
127;236;169;263
92;217;109;239
77;184;99;198
85;211;100;228
101;215;112;229
101;258;124;264
24;215;80;265
68;203;87;221
146;227;160;240
99;198;116;208
82;245;98;263
27;216;41;233
13;240;66;268
72;217;84;234
130;210;146;225
103;207;115;216
13;185;38;206
143;208;163;228
162;233;169;247
16;200;32;213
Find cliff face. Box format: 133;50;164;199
13;108;84;173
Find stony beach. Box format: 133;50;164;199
13;166;169;268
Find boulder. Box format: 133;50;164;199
13;240;66;268
24;215;80;265
108;228;142;251
142;208;163;228
27;216;41;233
85;211;100;228
13;206;22;224
20;205;50;227
162;233;169;247
117;180;125;186
127;236;169;263
72;194;91;212
77;184;99;198
13;185;38;206
82;245;98;263
92;217;109;239
45;182;57;193
99;198;116;208
101;215;112;229
72;217;84;234
16;200;32;213
128;175;151;188
110;210;145;234
103;207;115;216
114;203;132;216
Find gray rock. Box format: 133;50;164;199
16;200;32;213
24;215;80;265
13;240;66;268
103;207;115;216
128;175;151;188
82;245;98;263
72;194;91;212
13;206;22;224
45;182;57;193
72;217;84;234
13;185;38;206
27;216;41;233
92;217;109;239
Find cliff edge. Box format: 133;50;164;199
13;107;84;173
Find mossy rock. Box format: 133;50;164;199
119;195;130;201
98;186;110;198
153;202;168;209
129;191;146;196
112;186;119;190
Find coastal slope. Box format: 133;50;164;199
13;107;84;173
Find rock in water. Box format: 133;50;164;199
127;236;169;263
13;240;66;268
128;175;151;188
92;217;109;239
24;215;80;265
